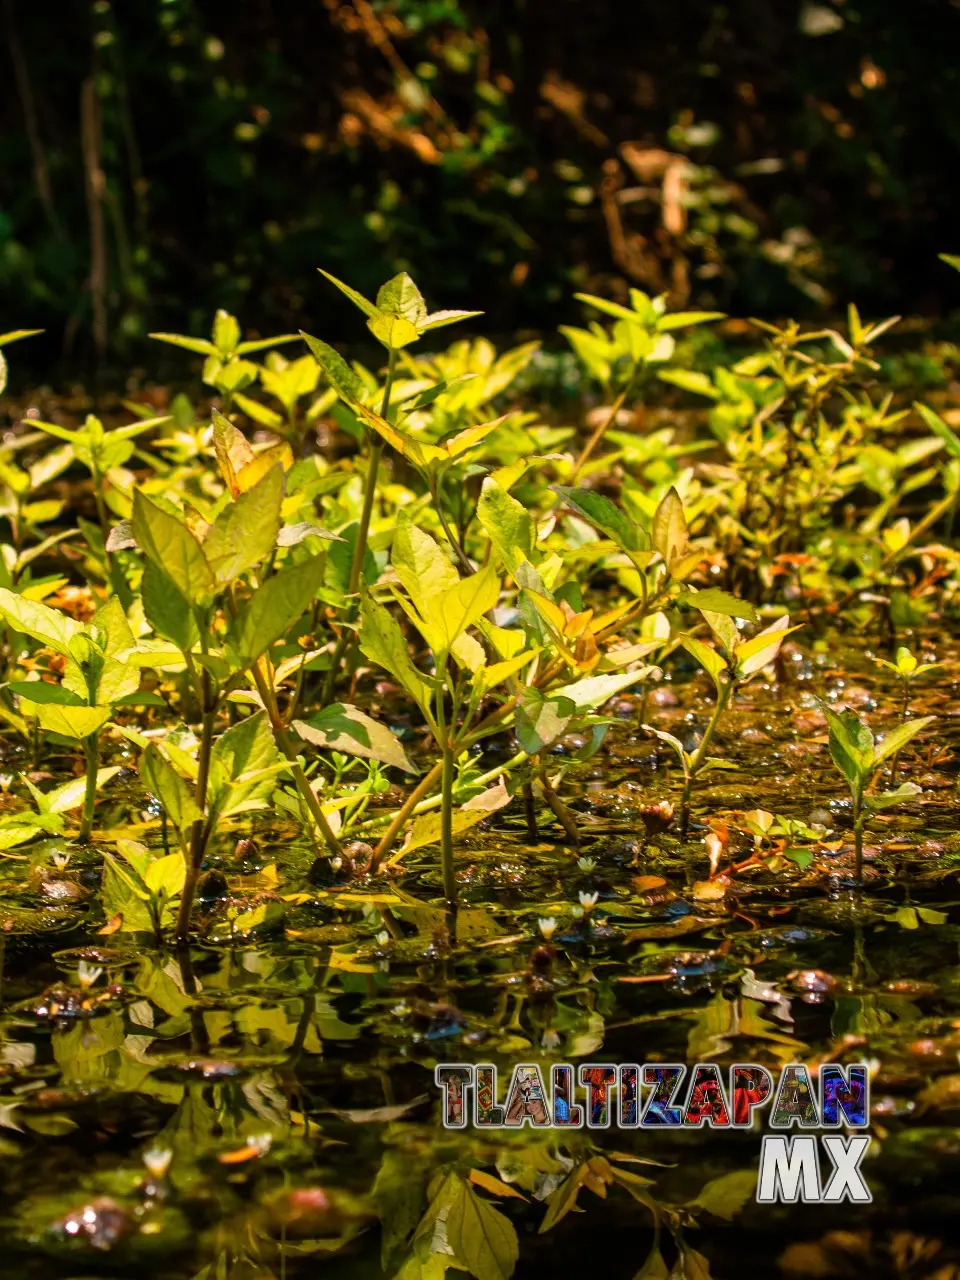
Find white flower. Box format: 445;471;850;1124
538;917;557;941
578;890;599;910
51;851;72;869
541;1029;561;1050
570;905;585;920
142;1147;173;1179
577;857;597;873
76;961;103;990
376;931;390;947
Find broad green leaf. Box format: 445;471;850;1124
140;743;200;838
212;309;240;354
144;852;187;899
515;687;575;753
552;486;642;553
822;705;874;785
651;487;688;570
678;588;758;624
91;595;136;659
375;272;427;325
212;407;255;493
227;555;326;668
140;560;199;652
101;853;154;932
367;312;421;349
657;310;725;331
8;680;85;706
358;593;435;719
132;491;215;604
436;563;499;652
317;268;378;317
423;1173;518;1280
0;587;83;655
634;1245;670;1279
478;477;537;572
293;704;416;773
208;710;285;819
20;702;110;740
670;1246;714;1280
399;807;491;856
202;464;285;583
392;514;460;619
873;715;937;764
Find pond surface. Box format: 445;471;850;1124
3;628;960;1278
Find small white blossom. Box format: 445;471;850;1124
541;1029;561;1050
76;961;103;990
577;857;597;873
142;1147;173;1179
376;931;390;947
578;890;599;910
538;917;557;941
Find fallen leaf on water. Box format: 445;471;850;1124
98;914;123;936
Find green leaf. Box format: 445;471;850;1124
208;710;285;820
552;486;642;552
873;715;936;765
300;331;366;403
101;853;154;932
677;588;758;624
203;464;285;583
419;309;484;333
227;555;325;668
8;681;85;706
680;636;727;693
0;587;83;655
42;767;122;813
367;313;421;349
132;491;215;604
940;253;960;274
914;402;960;460
358;593;435;719
822;704;874;785
515;688;575;753
212;309;240;354
148;331;217;355
657;368;720;399
734;616;799;678
392;514;460;619
634;1245;670;1279
689;1170;756;1221
375;272;427;325
140;744;200;839
293;704;416;773
551;668;656;710
657;310;725;331
140;560;199;652
317;268;378;317
144;852;187;899
478;477;538;572
866;781;922;810
20;702;111;740
670;1246;714;1280
651;487;688;571
420;1173;518;1280
435;563;499;653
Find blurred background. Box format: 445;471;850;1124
3;0;960;375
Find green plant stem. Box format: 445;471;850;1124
250;661;344;856
176;683;217;943
680;677;734;837
78;731;100;840
441;739;457;907
323;348;397;702
370;759;443;869
853;789;865;886
537;765;581;848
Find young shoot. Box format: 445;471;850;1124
822;704;935;885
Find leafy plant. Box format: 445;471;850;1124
822;704;935;883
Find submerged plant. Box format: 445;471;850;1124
822;704;935;884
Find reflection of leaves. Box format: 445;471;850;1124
373;1148;429;1271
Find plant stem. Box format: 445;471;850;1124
176;682;217;943
370;759;443;869
853;788;865;886
538;766;580;848
323;347;397;701
250;660;344;857
78;731;100;840
680;677;734;838
571;368;639;482
441;740;457;907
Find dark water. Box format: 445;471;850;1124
3;629;960;1278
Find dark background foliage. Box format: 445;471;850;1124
3;0;960;375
